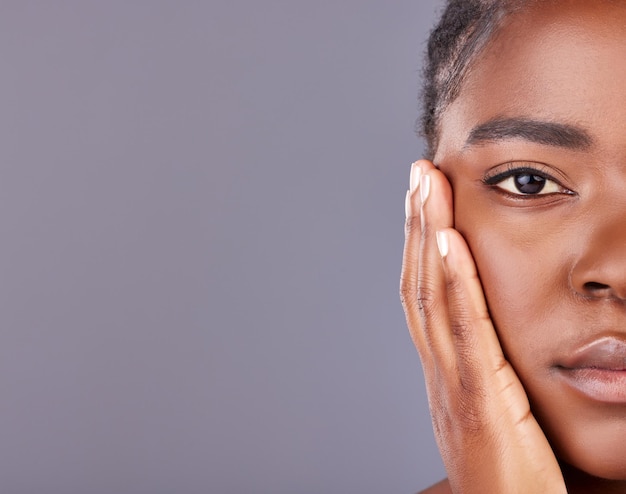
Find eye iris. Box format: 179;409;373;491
515;174;545;194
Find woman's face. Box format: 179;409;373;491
435;0;626;480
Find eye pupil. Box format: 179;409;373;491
515;174;545;194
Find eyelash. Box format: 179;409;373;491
482;164;573;198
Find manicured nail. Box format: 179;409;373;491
420;174;430;204
405;190;411;218
436;230;449;258
410;162;422;192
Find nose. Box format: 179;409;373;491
570;217;626;301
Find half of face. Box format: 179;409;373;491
434;0;626;482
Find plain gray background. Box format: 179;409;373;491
1;1;445;492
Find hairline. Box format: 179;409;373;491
424;1;529;159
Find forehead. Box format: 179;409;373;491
435;0;626;158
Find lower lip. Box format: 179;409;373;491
558;368;626;403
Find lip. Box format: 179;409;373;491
557;336;626;404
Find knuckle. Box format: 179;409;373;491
404;215;421;235
455;380;489;434
449;317;471;339
456;401;488;435
512;407;533;429
429;379;488;437
492;356;510;376
458;366;485;397
416;286;437;317
399;282;417;309
450;306;492;334
444;272;464;296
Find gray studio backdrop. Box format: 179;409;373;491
0;1;445;492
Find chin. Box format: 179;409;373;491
551;420;626;481
565;454;626;482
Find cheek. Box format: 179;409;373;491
453;202;569;371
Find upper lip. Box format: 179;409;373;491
559;336;626;371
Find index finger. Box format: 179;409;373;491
400;160;439;361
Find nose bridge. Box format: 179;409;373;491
571;200;626;299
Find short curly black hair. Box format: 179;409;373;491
421;0;526;158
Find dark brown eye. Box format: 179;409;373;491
514;174;546;194
492;172;562;196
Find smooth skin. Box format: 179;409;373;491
401;2;626;493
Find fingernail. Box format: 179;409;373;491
436;230;449;258
420;174;430;204
405;190;411;218
410;162;422;192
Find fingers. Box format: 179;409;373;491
437;228;511;389
401;159;505;378
416;164;455;367
400;160;431;357
401;159;505;375
400;160;454;368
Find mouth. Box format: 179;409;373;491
556;336;626;404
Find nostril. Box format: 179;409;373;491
583;281;611;292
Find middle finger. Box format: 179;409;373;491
418;166;456;368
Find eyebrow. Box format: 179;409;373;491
465;117;593;150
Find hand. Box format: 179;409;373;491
400;160;566;494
